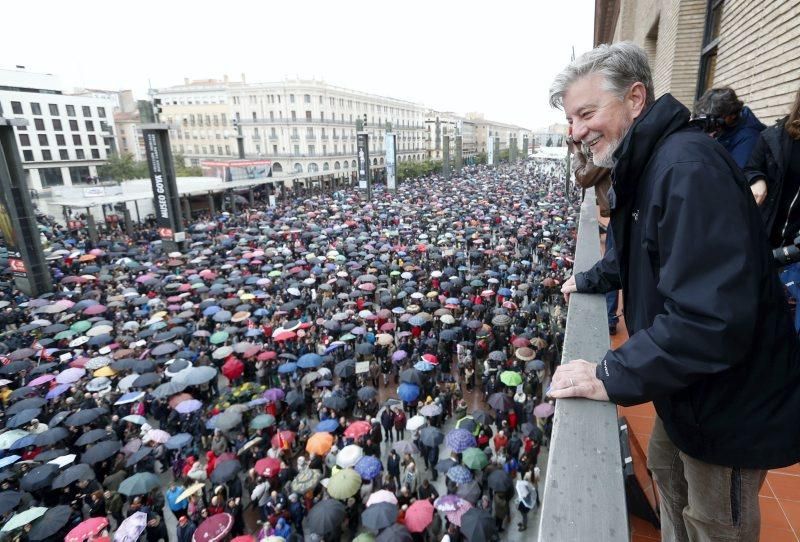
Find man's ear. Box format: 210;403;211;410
627;82;648;117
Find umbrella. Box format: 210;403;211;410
307;499;346;537
175;399;203;414
471;410;494;426
21;464;59;492
52;463;95;489
193;514;233;542
250;414;276;430
456;480;482;504
314;419;340;433
297;353;323;368
118;472;161;496
354;455;383;480
361;502;398;532
433;494;465;512
65;408;106;427
460;509;495;542
211;459;242;484
366;489;398;507
254;457;282;477
7;408;41;428
499;370;523;387
462;447;489;470
446;428;476;452
65;517;109;542
405;499;435;533
397;382;420;402
406;414;426;431
1;507;47;533
375;524;412;542
327;467;362;499
27;504;71;541
262;388;285;402
115;511;147;542
144;428;171;444
132;372;161;388
0;490;21;515
322;395;347;411
534;402;555;418
399;368;421;385
446;464;474;484
344;420;371;439
173;365;217;385
166;433;193;450
176;482;205;504
290;468;322;494
7;397;46;416
33;426;69;447
435;458;458;474
444;501;473;527
419;403;442;417
487;469;514;492
306;432;334;455
125;446;153;468
487;392;514;411
392;440;419;454
336;444;364;468
0;429;29;449
357;386;378;401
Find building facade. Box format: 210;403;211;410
155;78;427;176
0;68;116;191
424;112;479;161
594;0;800;124
466;112;533;156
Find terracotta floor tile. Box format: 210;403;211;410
761;478;776;498
760;496;790;529
619;403;656;419
777;497;800;536
759;525;798;542
775;464;800;477
630;515;661;537
632;534;661;542
626;415;655;439
769;472;800;502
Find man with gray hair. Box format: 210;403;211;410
548;42;800;541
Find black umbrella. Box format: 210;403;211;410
520;422;543;442
29;362;57;376
0;360;32;375
456;480;482;504
460;509;495;542
6;407;42;429
65;407;107;427
48;411;71;427
487;392;514;412
435;458;458;473
0;490;21;515
126;446;153;468
52;463;95;489
357;386;378;401
471;410;494;426
355;343;374;356
33;426;69;447
81;439;122;464
8;386;37;401
322;395;347;411
35;448;68;462
28;504;72;541
151;342;179;357
7;397;46;416
376;523;413;542
210;459;242;484
132;372;161;388
487;469;513;492
399;369;422;386
75;428;113;447
285;390;305;410
420;427;444;448
333;360;356;378
306;498;346;537
20;463;59;492
362;502;399;532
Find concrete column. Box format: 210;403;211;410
248;188;255;207
123;208;134;237
85;209;99;244
443;135;451;180
182;197;192;226
207;192;216;216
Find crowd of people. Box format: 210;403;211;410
0;158;577;542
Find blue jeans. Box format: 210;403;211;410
605;229;619;326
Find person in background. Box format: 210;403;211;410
694;87;765;168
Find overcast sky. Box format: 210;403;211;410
3;0;594;129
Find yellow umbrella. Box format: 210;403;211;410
327;468;362;499
93;367;117;377
175;482;205;504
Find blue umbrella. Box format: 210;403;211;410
10;434;36;451
202;305;221;317
446;464;474;484
408;315;427;327
165;433;193;450
354;455;383;480
297;353;323;369
278;362;298;374
0;455;20;469
498;288;513;297
446;428;477;452
324;342;345;354
414;360;435;372
397;383;420;402
314;419;340;433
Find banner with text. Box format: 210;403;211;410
385;133;397;190
143;129;176;240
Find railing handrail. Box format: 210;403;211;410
537;186;629;542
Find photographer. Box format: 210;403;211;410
694;87;765;168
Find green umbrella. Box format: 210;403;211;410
327;468;362;500
462;447;489;470
209;331;229;345
290;468;322;494
118;472;161;496
0;429;29;450
340;333;356;342
0;507;47;532
353;533;376;542
390;270;401;276
54;329;77;340
70;320;92;333
250;414;276;430
268;270;282;277
499;371;523;387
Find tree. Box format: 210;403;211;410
172;154;202;177
97;153;148;181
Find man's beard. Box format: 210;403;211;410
589;118;633;168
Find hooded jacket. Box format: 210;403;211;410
716;106;766;169
575;94;800;469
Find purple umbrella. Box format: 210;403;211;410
391;350;408;362
445;428;477;453
533;403;555;418
115;511;147;541
262;388;285;402
83;304;107;316
175;399;203;414
46;384;71;399
56;367;86;384
28;374;55;387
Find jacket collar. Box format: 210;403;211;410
610;94;692;205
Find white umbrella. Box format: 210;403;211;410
336;444;363;468
406;415;426;432
117;374;140;391
48;454;77;468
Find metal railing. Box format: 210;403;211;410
537;186;628;542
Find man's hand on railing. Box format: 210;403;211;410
548;359;610;401
561;274;577;303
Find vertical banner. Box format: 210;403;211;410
357;132;371;199
442;135;451;179
523;136;529;158
487;132;495;166
455;135;463;173
142;125;182;251
385;133;397;191
494;137;500;166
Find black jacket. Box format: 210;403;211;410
576;94;800;469
743;117;795;244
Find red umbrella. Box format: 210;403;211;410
257;351;277;361
231;536;255;542
421;353;438;365
222;358;244;381
271;430;295;449
273;331;296;342
169;393;193;408
243;346;261;359
65;517;109;542
511;337;530;348
192;513;233;542
344;421;372;439
255;457;282;477
405;499;435;532
83;304;107;315
380;322;396;331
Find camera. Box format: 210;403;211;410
773;235;800;266
689;115;726;134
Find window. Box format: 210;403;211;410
34;118;45;130
31;102;42;115
38;134;48;146
73;134;82;145
69;166;91;184
11;101;22;114
85;120;94;131
696;0;724;100
304;94;311;104
225;145;231;155
42;149;52;160
91;149;100;159
320;111;325;121
293;145;300;154
308;145;315;155
22;150;33;161
19;134;30;146
49;104;59;115
273;145;278;154
40;167;64;186
98;107;106;117
319;96;323;104
52;119;62;131
66;105;75;117
306;111;312;120
291;111;297;121
59;149;69;160
217;146;223;155
269;111;274;120
88;135;97;145
76;149;85;159
252;112;257;121
221;113;227;124
82;106;91;117
56;134;66;147
290;94;295;103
